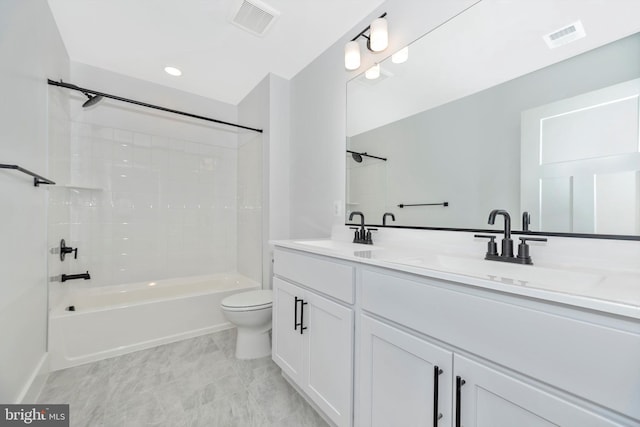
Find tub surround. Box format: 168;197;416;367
271;227;640;426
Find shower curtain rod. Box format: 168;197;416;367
47;79;263;134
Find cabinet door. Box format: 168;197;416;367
454;354;625;427
304;290;354;427
272;277;304;383
359;315;453;427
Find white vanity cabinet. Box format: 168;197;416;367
360;267;639;427
272;244;640;427
358;314;453;427
272;249;355;427
454;354;624;427
358;318;624;427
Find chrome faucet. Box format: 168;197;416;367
476;209;547;265
348;211;375;244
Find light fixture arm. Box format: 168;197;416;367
351;12;387;52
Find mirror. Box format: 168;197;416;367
346;0;640;237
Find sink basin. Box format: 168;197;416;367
293;239;381;252
391;254;604;291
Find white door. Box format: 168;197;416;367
272;277;304;383
521;78;640;234
303;290;354;427
454;354;624;427
358;315;453;427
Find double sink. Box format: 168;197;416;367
289;239;639;307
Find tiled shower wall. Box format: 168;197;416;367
49;121;238;288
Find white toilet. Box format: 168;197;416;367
221;289;273;359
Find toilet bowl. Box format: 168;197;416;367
221;289;273;360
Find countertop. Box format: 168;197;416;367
272;238;640;320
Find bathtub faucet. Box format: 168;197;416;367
61;271;91;282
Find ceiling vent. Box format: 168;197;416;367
543;20;586;49
231;0;280;36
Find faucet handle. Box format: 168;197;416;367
364;228;377;244
518;237;547;243
517;237;548;263
349;226;361;243
474;234;498;257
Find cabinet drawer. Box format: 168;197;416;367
274;249;354;304
361;268;640;421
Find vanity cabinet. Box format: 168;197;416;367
272;245;640;427
454;354;623;427
360;267;638;426
358;314;624;427
358;315;453;427
272;250;354;427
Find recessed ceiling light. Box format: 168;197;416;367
164;66;182;76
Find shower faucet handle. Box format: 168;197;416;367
60;239;78;261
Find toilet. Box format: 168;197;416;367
221;289;273;360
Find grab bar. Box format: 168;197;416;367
0;164;55;187
397;202;449;208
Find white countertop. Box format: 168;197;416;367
272;238;640;320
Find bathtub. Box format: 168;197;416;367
48;273;260;371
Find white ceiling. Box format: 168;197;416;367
47;0;384;105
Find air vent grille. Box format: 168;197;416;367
544;21;586;49
231;0;279;36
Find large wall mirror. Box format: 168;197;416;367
346;0;640;238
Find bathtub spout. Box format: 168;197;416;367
61;271;91;282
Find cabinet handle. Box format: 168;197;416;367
294;296;301;331
433;366;443;426
299;300;308;335
293;297;302;333
455;376;466;427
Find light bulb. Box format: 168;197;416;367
392;46;409;64
164;66;182;76
344;41;361;70
369;18;388;52
365;64;380;80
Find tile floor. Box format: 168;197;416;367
37;329;329;427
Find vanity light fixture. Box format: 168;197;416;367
344;41;361;70
365;64;380;80
164;66;182;76
369;17;388;52
345;13;388;71
391;46;409;64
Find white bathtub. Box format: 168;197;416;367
48;273;260;371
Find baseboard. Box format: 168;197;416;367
18;352;49;403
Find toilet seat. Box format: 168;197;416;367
221;289;273;312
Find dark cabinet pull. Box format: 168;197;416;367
455;376;466;427
294;296;300;331
433;366;443;426
294;297;308;334
299;300;308;335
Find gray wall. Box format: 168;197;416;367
288;0;479;238
0;0;69;402
349;33;640;230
